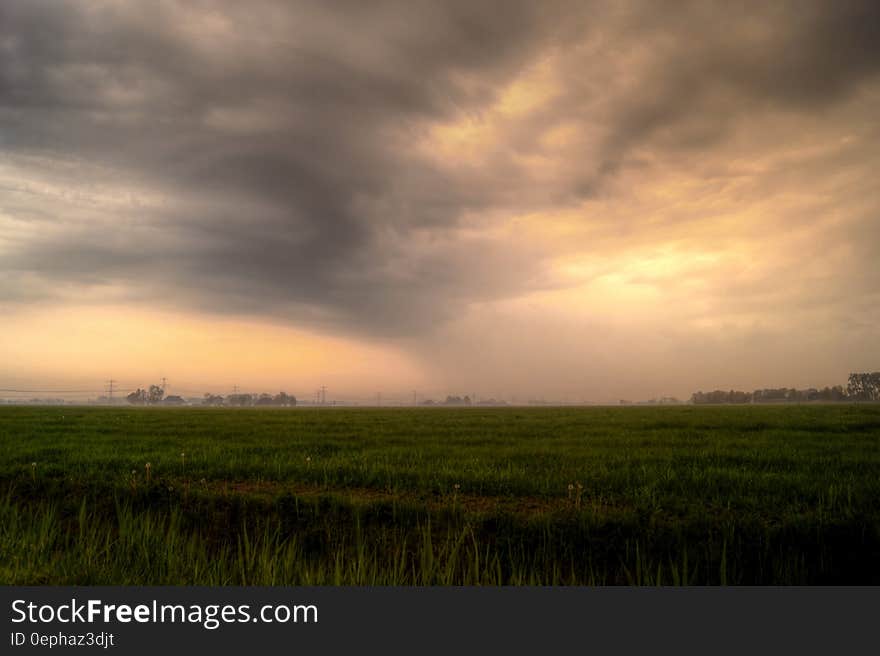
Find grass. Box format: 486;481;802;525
1;404;879;584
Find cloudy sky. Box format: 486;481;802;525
1;0;878;402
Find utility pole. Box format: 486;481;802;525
320;386;327;405
413;390;417;405
161;377;167;392
377;392;382;407
105;379;116;402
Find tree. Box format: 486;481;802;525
148;385;164;404
753;388;789;403
829;385;846;401
126;388;147;405
227;393;253;407
847;372;880;402
692;389;752;404
273;392;296;407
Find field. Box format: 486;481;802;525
1;404;879;585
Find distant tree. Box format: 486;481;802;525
226;393;253;407
847;372;880;401
148;385;164;404
273;392;296;407
126;388;147;405
255;393;274;406
691;390;752;404
785;388;803;402
829;385;847;401
203;393;224;406
753;388;789;403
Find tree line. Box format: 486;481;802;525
691;372;880;404
126;387;297;407
125;385;167;404
211;392;297;407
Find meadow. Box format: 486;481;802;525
1;404;879;585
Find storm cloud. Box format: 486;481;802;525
2;1;879;398
1;0;577;333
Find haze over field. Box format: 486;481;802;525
1;1;878;401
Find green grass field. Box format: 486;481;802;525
2;404;879;585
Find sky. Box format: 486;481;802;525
1;0;878;403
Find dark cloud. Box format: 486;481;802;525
1;0;879;341
548;1;880;196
